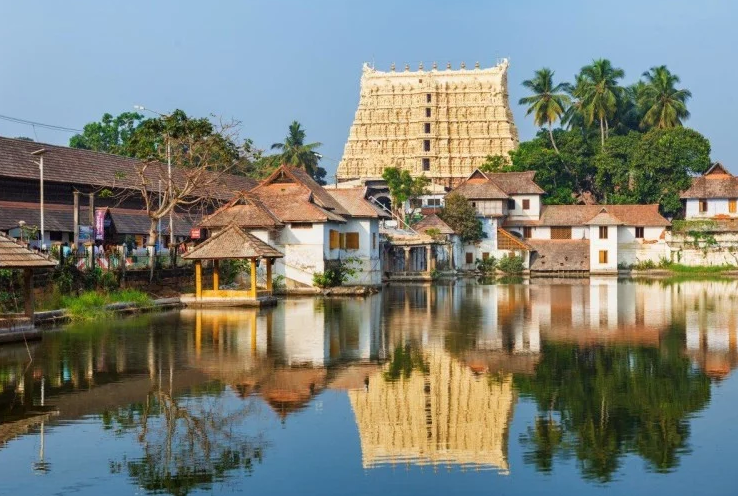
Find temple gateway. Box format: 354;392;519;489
337;59;519;187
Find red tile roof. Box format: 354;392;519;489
0;232;57;268
529;204;670;227
325;187;389;219
198;192;283;229
413;214;455;235
183;224;283;260
681;163;738;199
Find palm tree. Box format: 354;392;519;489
578;59;625;146
270;121;322;176
638;66;691;130
519;68;571;153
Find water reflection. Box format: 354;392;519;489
1;279;738;494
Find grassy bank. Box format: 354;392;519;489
41;289;153;320
664;263;736;274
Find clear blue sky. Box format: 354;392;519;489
1;0;735;176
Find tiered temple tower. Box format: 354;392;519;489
337;59;519;187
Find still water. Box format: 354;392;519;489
1;279;737;495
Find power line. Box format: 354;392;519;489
0;113;82;133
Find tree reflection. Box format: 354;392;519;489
516;343;711;482
104;384;265;496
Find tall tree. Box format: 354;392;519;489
638;66;691;130
269;121;326;184
69;112;144;155
438;192;483;243
578;59;625;146
382;167;430;220
519;68;571;153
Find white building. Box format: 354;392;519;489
198;166;387;288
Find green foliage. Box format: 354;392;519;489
61;289;152;320
632;259;657;270
267;121;326;184
383;343;429;381
638;66;691;130
475;256;497;274
0;269;22;312
382;167;430;217
69;111;144;155
479;154;509;172
219;259;251;285
518;68;571;152
438;192;483;243
312;257;362;288
497;255;525;274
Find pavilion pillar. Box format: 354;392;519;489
23;268;34;319
213;260;220;290
404;247;411;272
73;191;80;250
266;259;273;293
250;258;258;298
195;310;202;358
250;311;257;355
195;261;202;298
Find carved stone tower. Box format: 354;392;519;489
337;59;519;186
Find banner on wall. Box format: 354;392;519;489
79;225;93;244
95;209;106;241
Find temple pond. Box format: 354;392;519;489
1;278;737;495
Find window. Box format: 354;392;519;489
699;199;708;213
730;199;737;213
372;233;377;250
426;198;442;207
551;227;572;239
409;198;422;209
346;232;360;250
423;139;430;152
424;123;431;133
599;250;609;264
599;226;608;239
422;158;430;171
523;227;532;239
522;199;530;210
507;199;516;210
339;233;346;249
291;222;313;229
482;252;490;260
425;107;431;118
426;93;431;103
49;231;63;242
329;229;340;250
635;226;644;239
465;252;474;264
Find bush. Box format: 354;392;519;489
476;257;497;274
498;255;524;274
632;259;657;270
313;257;362;288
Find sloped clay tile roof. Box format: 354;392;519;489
183;224;283;260
452;170;509;200
254;183;346;223
255;166;350;217
0;201;194;237
0;232;57;268
536;204;669;227
485;171;545;195
413;214;455;235
584;208;625;226
681;163;738;199
325;187;390;219
198;192;283;229
0;136;257;201
528;239;590;272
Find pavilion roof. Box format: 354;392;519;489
0;233;57;269
183;224;283;260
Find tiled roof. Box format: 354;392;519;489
0;200;194;237
584;208;625;226
0;232;56;268
253;183;346;223
528;239;590;272
255;166;350;217
198;192;283;229
452;171;509;200
681;164;738;199
183;224;283;260
413;214;455;235
484;171;545;195
532;204;669;227
0;136;257;201
325;187;390;219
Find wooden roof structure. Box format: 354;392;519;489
0;233;57;269
183;224;283;260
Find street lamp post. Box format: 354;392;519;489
134;105;174;249
31;149;47;249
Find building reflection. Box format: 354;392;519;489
1;279;738;485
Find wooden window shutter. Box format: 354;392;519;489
346;232;359;250
551;227;572;239
465;252;473;264
730;199;737;213
329;230;339;250
339;233;346;249
599;250;608;264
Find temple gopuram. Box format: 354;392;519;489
337;59;519;187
